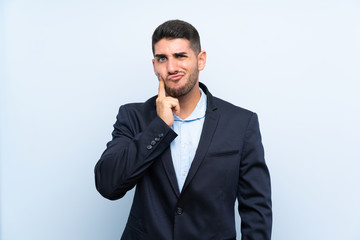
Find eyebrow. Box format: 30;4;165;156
155;54;166;58
174;52;187;55
154;52;188;58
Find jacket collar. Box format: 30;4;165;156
160;82;221;197
199;82;218;112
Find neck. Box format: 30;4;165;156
177;82;201;120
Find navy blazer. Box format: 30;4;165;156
95;83;272;240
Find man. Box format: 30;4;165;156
95;20;272;240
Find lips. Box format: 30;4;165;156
167;73;184;81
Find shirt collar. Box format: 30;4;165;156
174;87;207;122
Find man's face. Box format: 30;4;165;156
152;38;206;98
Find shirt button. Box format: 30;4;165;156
146;145;152;150
176;207;183;215
158;133;164;138
154;137;160;142
151;140;156;146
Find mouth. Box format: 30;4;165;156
167;73;185;81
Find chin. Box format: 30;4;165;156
166;85;194;98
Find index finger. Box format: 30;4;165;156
158;75;166;98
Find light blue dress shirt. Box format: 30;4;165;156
170;88;207;192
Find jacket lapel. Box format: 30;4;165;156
161;147;181;197
181;83;220;194
147;98;180;198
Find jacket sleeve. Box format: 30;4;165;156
94;105;177;200
237;113;272;239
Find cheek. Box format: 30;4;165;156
154;65;165;75
181;60;197;71
179;61;189;69
155;68;168;80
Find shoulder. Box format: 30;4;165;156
212;96;254;117
116;96;157;121
201;82;255;119
120;96;157;111
209;96;261;137
208;94;260;131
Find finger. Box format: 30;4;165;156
158;75;166;98
173;104;180;116
170;99;180;116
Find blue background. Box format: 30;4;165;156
1;0;360;239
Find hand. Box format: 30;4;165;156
156;76;180;127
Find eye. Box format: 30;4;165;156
158;57;167;62
176;54;186;59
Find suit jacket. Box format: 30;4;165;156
95;82;272;240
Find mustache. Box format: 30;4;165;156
168;70;185;76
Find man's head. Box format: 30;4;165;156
152;20;201;56
152;20;206;99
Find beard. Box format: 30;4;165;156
165;69;199;98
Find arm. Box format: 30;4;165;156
95;77;180;200
94;105;177;200
238;113;272;239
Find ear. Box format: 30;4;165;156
152;59;157;76
197;51;207;71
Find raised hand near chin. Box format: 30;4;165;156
156;76;180;127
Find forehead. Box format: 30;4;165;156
153;38;194;55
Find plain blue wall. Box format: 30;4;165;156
1;0;360;239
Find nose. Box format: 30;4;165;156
167;58;178;74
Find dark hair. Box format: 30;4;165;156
152;20;201;55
